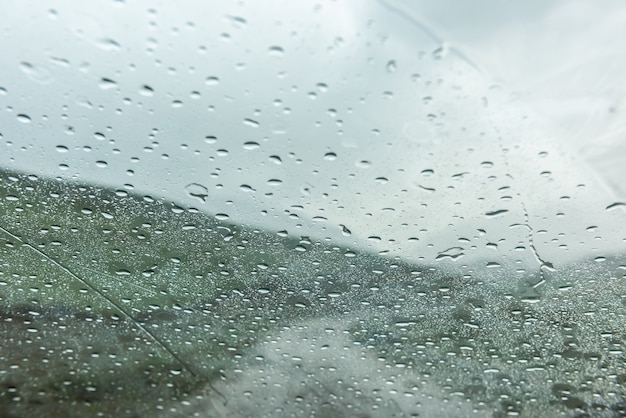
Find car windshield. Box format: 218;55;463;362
1;1;625;416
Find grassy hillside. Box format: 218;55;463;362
1;169;624;417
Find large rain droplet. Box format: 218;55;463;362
184;183;209;202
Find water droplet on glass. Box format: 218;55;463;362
435;247;465;261
99;78;117;89
19;61;53;84
227;15;247;29
243;118;260;128
16;114;32;123
485;209;508;217
324;152;337;161
340;224;352;236
243;141;260;150
205;76;220;86
606;202;626;211
97;38;121;51
185;183;209;202
432;43;449;60
386;60;397;73
268;46;284;57
95;160;108;168
316;82;328;92
267;179;282;186
139;85;154;96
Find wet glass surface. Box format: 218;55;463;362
1;1;625;416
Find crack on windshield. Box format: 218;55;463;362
377;0;484;75
0;223;198;378
76;264;160;295
511;202;556;290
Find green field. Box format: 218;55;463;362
1;169;624;417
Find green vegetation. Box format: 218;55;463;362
0;169;624;417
